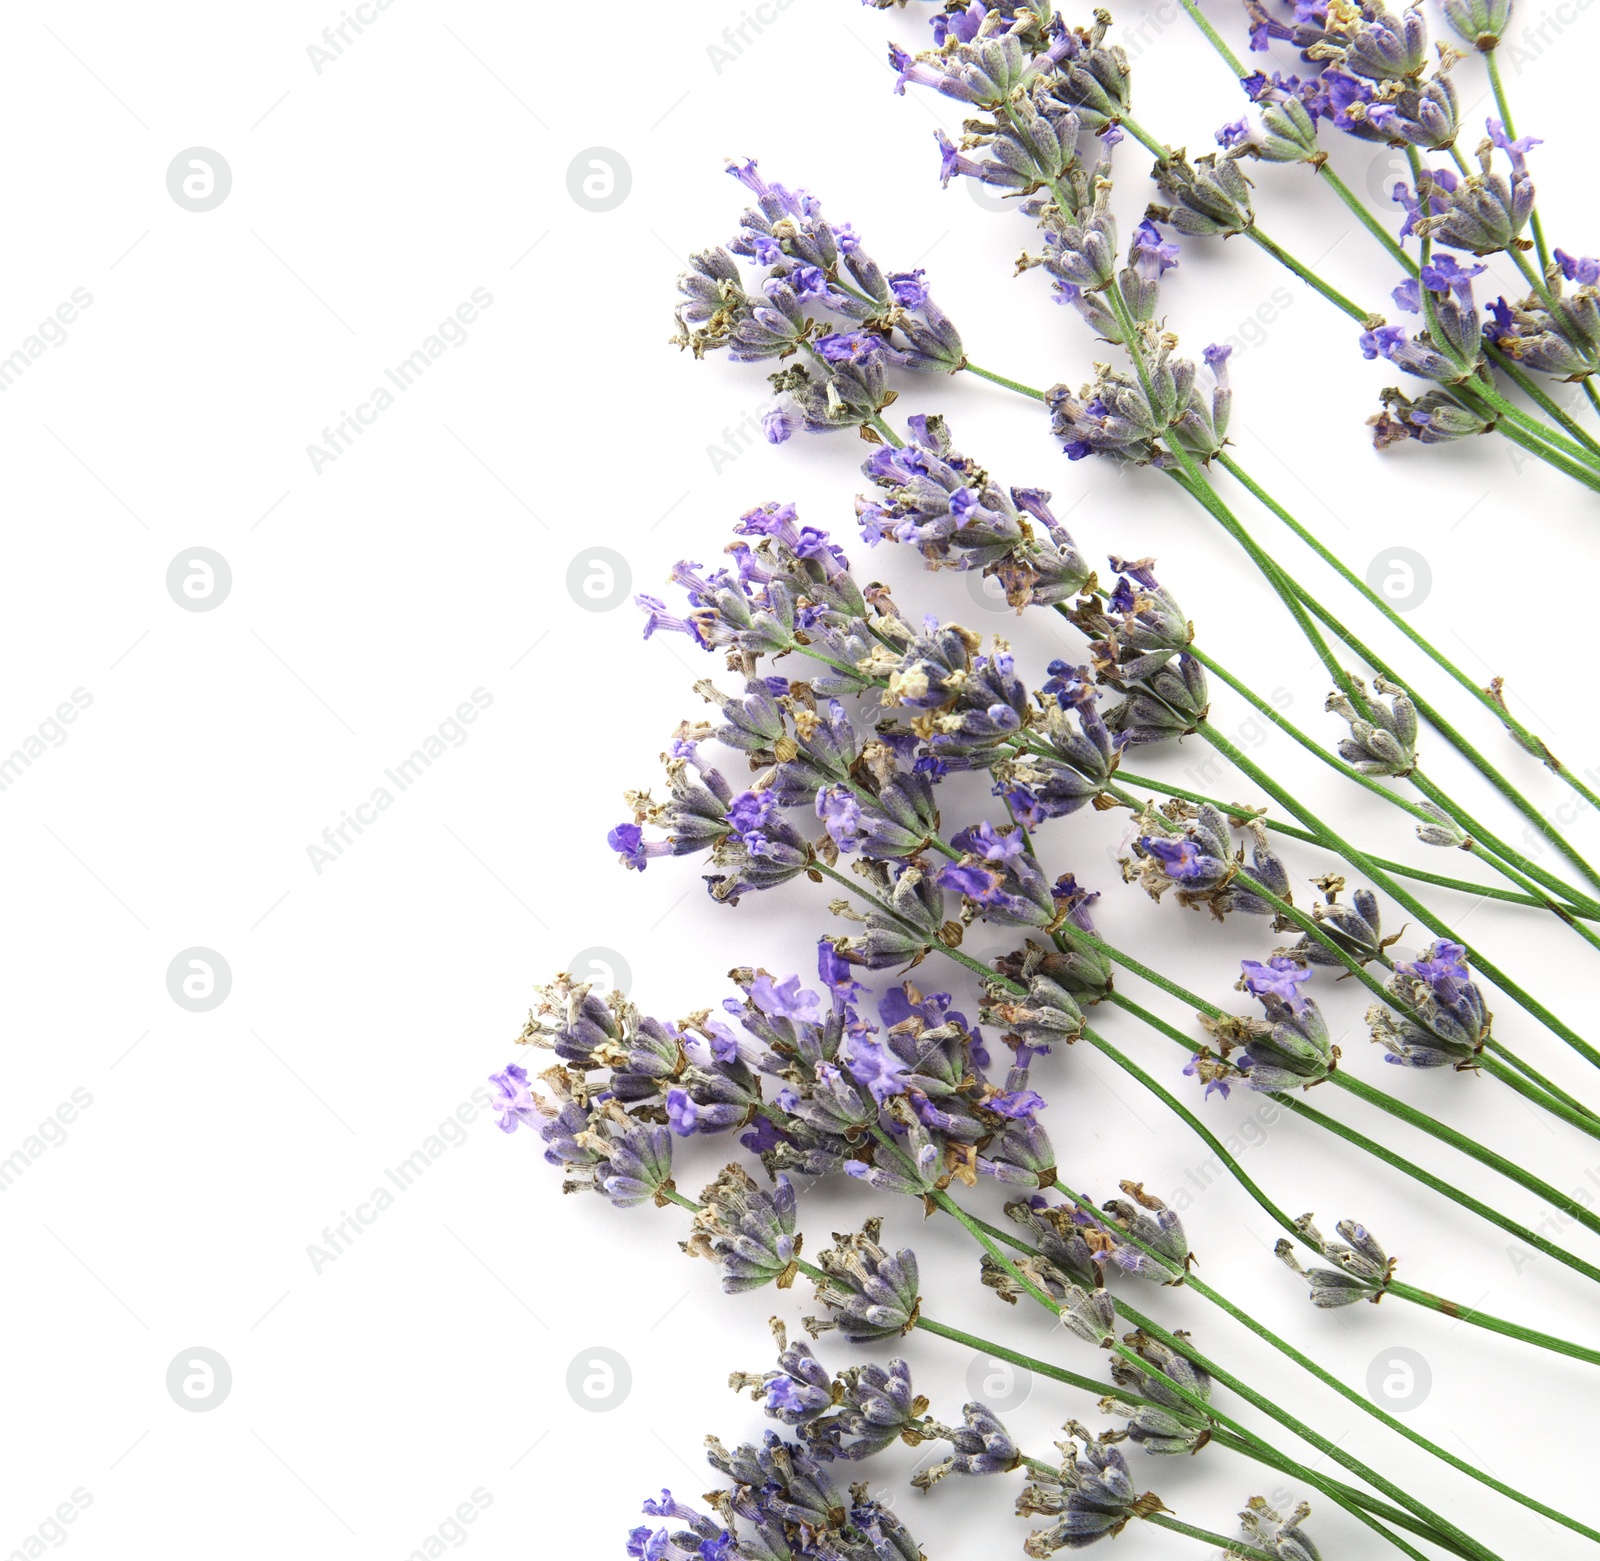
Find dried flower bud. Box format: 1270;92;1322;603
1326;677;1417;776
1059;1284;1118;1346
1020;1424;1165;1555
1150;151;1254;237
808;1220;921;1342
1414;801;1470;848
685;1164;801;1292
1369;939;1490;1067
1234;1495;1324;1560
1103;1331;1215;1455
1276;1213;1395;1307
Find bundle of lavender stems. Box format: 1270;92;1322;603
496;2;1600;1555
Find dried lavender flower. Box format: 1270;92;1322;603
685;1163;802;1292
1277;878;1391;967
1019;1424;1166;1554
1103;1333;1216;1455
1125;803;1291;919
1328;676;1419;775
807;1219;921;1341
1369;939;1491;1066
1277;1214;1396;1307
1233;1496;1324;1561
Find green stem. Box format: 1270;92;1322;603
931;1188;1501;1561
1198;451;1600;903
1144;1514;1274;1559
1485;409;1600;493
960;360;1046;400
1470;373;1600;471
1491;350;1600;461
1055;1175;1600;1538
1244;223;1368;320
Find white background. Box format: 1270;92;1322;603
4;1;1600;1557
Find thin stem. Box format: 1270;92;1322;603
1244;224;1368;320
1055;1175;1600;1537
1491;349;1600;460
1194;452;1600;904
1144;1514;1274;1559
1470;373;1600;470
932;1188;1501;1561
960;360;1046;400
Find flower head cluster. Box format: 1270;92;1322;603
806;1219;922;1342
627;1430;925;1561
1102;1333;1217;1456
1124;802;1291;920
1277;1214;1396;1307
1241;0;1458;160
857;414;1090;607
1190;954;1337;1097
1232;1497;1325;1561
736;1324;933;1461
1361;257;1486;384
1485;249;1600;380
1278;877;1391;968
1016;1424;1166;1554
672;159;965;440
1369;939;1491;1066
1047;336;1234;468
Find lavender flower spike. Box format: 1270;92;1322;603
806;1219;921;1342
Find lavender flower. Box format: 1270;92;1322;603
1279;879;1390;967
831;859;948;969
1234;1497;1325;1561
685;1164;802;1291
1362;259;1484;383
937;819;1058;926
1196;957;1338;1092
1103;1335;1216;1456
1151;150;1255;237
807;1219;922;1341
1368;385;1490;447
1442;0;1513;47
1075;559;1192;686
1277;1214;1395;1307
1411;122;1537;253
1125;803;1291;919
1331;674;1420;777
1369;939;1491;1067
981;970;1086;1053
486;1062;539;1133
858;415;1090;605
1017;1426;1164;1553
1091;1182;1192;1282
529;1087;676;1209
